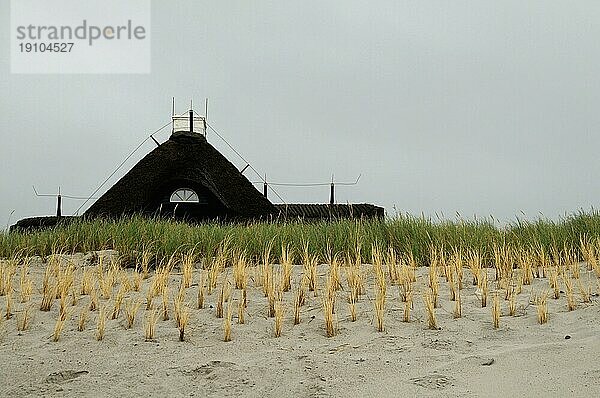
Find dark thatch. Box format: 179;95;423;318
274;203;384;221
9;216;77;232
85;131;276;221
9;203;385;232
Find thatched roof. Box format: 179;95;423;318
85;131;276;219
9;216;77;232
10;203;384;232
274;203;384;220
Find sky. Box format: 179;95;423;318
2;1;600;229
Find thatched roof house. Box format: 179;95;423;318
85;130;275;221
11;109;384;230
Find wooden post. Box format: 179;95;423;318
330;182;334;205
56;194;62;218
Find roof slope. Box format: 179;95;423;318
85;132;275;218
274;203;384;220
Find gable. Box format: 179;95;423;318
85;133;275;219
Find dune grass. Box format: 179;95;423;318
2;214;600;345
2;210;600;265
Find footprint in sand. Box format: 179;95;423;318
182;361;256;395
410;374;454;390
45;370;89;384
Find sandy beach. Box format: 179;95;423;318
1;252;599;397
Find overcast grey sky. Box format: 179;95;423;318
2;1;600;228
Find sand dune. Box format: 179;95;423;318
1;252;599;397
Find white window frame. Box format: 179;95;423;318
170;188;200;203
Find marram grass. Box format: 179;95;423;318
3;211;600;266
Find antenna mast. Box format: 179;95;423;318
171;97;175;133
204;98;209;137
189;99;194;134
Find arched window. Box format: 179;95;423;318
170;188;200;203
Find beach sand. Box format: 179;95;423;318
1;252;599;397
